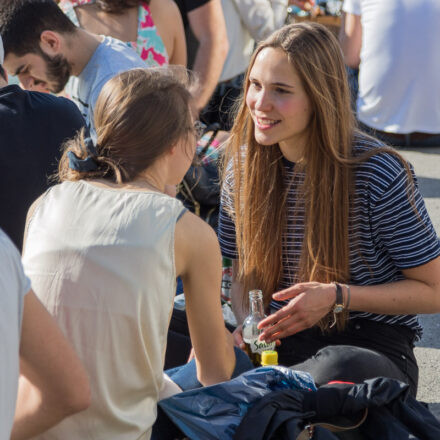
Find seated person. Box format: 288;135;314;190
0;228;89;439
0;0;145;135
22;67;237;439
219;23;440;397
0;35;85;250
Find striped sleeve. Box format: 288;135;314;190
218;166;238;259
369;154;440;269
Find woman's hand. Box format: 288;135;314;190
258;282;336;342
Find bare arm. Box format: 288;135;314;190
169;9;187;66
150;0;187;66
175;212;235;385
339;11;362;69
11;291;90;439
259;256;440;342
188;0;229;113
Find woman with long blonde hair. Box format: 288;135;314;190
219;22;440;396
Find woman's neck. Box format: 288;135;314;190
278;140;305;163
132;168;167;193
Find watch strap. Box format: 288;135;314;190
333;283;344;314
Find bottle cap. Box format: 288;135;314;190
261;350;278;366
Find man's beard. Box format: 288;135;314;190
38;49;72;94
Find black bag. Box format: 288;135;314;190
234;378;440;440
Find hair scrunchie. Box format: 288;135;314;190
67;137;99;172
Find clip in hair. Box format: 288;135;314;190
67;137;99;172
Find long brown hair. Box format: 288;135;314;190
224;23;414;329
59;67;195;183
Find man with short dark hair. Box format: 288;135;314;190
0;0;145;135
0;34;85;249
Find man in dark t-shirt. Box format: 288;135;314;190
173;0;228;114
174;0;210;28
0;38;85;249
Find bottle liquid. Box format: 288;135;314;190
242;290;276;367
261;350;278;367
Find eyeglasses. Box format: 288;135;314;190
193;120;207;139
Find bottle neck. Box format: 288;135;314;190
250;296;265;318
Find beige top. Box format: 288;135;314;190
23;180;185;439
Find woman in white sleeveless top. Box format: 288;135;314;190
22;67;235;439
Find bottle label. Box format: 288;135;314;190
244;337;275;354
221;257;233;301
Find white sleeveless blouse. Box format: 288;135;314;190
23;180;186;439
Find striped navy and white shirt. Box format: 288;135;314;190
218;137;440;339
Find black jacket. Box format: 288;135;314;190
234;377;440;440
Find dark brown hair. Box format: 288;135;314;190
59;67;195;183
0;0;76;57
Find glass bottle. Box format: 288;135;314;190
242;290;276;367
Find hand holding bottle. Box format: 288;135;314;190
258;282;336;342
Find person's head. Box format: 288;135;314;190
226;23;355;327
236;22;354;161
0;0;76;92
59;67;197;186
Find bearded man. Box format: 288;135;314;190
0;0;145;135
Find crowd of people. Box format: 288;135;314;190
1;0;440;439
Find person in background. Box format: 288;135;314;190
339;0;440;147
0;0;145;136
58;0;186;67
219;22;440;397
1;228;90;440
0;35;85;250
174;0;229;115
201;0;289;130
22;67;236;439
